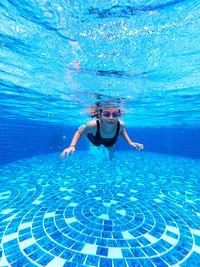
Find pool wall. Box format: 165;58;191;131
0;120;200;164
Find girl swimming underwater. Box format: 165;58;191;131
60;105;144;160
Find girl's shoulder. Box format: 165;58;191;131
78;120;97;135
119;120;125;133
119;120;125;127
87;120;98;128
86;121;97;135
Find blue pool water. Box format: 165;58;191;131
1;0;200;266
0;151;200;266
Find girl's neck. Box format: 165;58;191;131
100;119;117;133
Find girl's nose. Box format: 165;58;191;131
108;114;114;119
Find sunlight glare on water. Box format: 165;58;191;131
0;0;200;127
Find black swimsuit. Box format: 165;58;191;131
87;120;120;147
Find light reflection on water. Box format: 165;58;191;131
0;0;200;127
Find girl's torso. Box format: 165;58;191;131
89;119;123;138
87;120;123;147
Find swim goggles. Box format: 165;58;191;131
102;111;120;117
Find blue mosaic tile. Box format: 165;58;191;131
28;249;44;261
151;243;166;253
104;220;113;225
138;258;155;266
104;224;113;231
170;249;186;261
99;257;112;267
102;231;112;238
23;244;38;255
61;227;72;235
116;239;129;247
141;246;158;256
175;245;190;256
122;248;134;258
137;226;149;234
84;235;96;244
166;230;178;239
60;249;75;260
91;230;102;237
71;253;87;264
71;241;85;251
158;239;173;249
1;152;200;266
85;255;99;266
19;232;32;242
126;258;141;266
19;227;31;235
96;246;108;257
50;245;65;256
178;239;193;250
113;258;127;267
112;232;123;239
63;261;77;267
180;252;200;266
82;228;93;235
151;257;169;266
3;239;18;249
10;257;32;267
129;229;141;237
56;219;67;229
4;244;19;256
96;238;107;246
161;254;179;265
127;239;141;247
33;229;46;240
137;236;151;246
37;253;54;265
6;251;24;264
194;234;200;246
5;227;18;235
130;247;146;257
107;239;118;247
68;231;82;239
38;239;55;251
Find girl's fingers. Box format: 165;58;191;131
139;144;144;150
60;148;75;159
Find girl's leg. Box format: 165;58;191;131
107;146;114;160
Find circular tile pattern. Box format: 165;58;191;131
0;151;200;266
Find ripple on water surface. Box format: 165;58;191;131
0;151;200;266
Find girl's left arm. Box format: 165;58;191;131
120;123;144;151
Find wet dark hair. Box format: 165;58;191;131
89;103;102;118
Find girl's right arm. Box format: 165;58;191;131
60;122;96;158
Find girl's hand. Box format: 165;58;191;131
60;146;75;158
130;142;144;151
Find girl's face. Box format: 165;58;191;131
101;107;120;126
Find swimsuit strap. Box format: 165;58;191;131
115;121;120;139
96;120;101;138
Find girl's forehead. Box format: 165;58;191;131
103;107;119;111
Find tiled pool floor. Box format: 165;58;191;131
0;151;200;266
